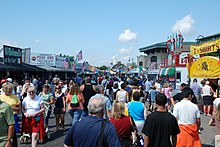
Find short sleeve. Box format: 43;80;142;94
15;96;21;105
142;114;152;137
39;97;44;105
5;106;15;125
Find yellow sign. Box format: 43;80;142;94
190;56;220;78
190;38;220;55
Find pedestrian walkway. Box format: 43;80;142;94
200;115;215;147
17;112;215;147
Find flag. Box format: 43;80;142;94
76;50;83;61
82;61;85;72
72;62;76;71
63;58;69;69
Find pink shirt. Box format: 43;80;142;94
66;93;84;110
161;87;172;99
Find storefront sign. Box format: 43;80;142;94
30;53;56;66
148;69;159;74
190;38;220;55
3;45;22;64
179;52;200;65
190;56;220;78
56;56;66;68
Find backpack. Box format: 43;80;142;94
70;94;79;107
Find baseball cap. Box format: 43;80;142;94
1;79;7;84
6;78;13;83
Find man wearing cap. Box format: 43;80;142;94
191;79;202;112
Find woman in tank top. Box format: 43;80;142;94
116;83;129;103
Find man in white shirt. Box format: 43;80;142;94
173;87;201;147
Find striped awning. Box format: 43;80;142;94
159;67;175;76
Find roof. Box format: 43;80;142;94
139;41;196;52
2;63;46;71
196;32;220;43
0;63;19;71
37;65;76;73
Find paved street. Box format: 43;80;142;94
17;112;215;147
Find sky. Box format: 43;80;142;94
0;0;219;66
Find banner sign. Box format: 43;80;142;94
190;38;220;55
179;52;200;65
55;56;66;68
190;56;220;78
3;45;22;64
30;53;56;66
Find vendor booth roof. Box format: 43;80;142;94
37;65;76;73
190;56;220;78
0;63;19;71
159;67;175;76
4;63;46;71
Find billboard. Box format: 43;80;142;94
30;53;56;66
56;56;66;68
3;45;22;64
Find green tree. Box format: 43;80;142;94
99;65;108;70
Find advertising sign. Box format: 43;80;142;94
179;52;200;65
56;56;66;68
190;56;220;78
3;45;22;64
30;53;56;66
190;38;220;55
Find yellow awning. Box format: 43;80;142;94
190;56;220;78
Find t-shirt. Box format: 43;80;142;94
149;90;159;102
22;96;43;115
0;100;15;146
173;99;200;125
38;92;53;108
0;94;20;113
64;116;121;147
110;116;133;138
142;111;180;147
127;101;145;122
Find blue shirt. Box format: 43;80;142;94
64;116;121;147
149;89;159;102
128;101;145;122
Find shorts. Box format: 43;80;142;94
195;94;203;104
203;96;213;105
54;108;65;115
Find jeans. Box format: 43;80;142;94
68;109;83;125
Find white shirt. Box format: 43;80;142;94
202;85;211;96
173;99;200;125
213;98;220;107
22;95;43;115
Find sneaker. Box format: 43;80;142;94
207;114;212;117
203;113;207;116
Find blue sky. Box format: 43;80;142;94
0;0;219;66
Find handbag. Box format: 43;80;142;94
130;116;141;147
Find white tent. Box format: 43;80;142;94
127;67;147;74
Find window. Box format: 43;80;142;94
151;56;157;62
139;61;143;67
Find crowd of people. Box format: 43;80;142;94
0;74;219;147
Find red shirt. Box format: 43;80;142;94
110;116;133;138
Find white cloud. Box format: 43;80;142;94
119;48;129;54
35;39;40;43
118;29;137;42
171;14;195;35
0;39;18;47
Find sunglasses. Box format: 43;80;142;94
29;91;35;94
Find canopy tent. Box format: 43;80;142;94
190;56;220;78
127;67;147;74
159;67;175;76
